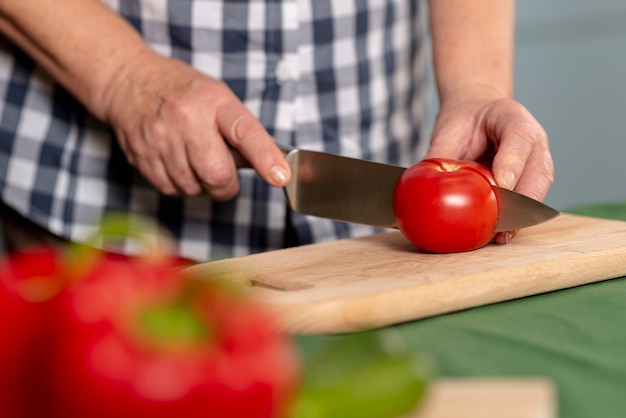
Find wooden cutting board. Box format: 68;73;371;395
187;214;626;334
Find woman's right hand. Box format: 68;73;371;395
99;50;290;201
0;0;290;201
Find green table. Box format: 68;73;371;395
297;201;626;418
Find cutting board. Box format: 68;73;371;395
187;214;626;334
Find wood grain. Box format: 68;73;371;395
187;214;626;334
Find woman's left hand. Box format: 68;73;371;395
425;90;555;243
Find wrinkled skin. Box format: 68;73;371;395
425;91;555;244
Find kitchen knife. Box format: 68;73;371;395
233;146;560;231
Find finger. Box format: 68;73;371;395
490;119;537;190
423;122;469;160
151;123;204;196
114;130;137;166
187;127;241;202
493;230;518;245
161;152;204;196
116;130;183;195
217;100;290;187
508;141;555;202
135;155;181;196
490;111;554;201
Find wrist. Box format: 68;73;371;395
90;44;155;123
437;82;513;107
0;0;155;123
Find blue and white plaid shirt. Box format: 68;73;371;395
0;0;427;262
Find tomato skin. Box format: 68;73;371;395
392;158;499;253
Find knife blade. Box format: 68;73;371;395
233;146;560;231
283;149;405;228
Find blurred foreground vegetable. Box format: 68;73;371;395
0;214;433;417
0;216;299;418
293;330;434;418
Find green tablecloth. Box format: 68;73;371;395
297;201;626;418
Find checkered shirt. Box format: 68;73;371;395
0;0;427;262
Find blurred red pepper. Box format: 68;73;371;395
0;246;65;417
0;246;299;418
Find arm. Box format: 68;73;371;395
425;0;554;205
0;0;150;120
0;0;290;200
428;0;515;103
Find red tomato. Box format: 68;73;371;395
392;158;499;253
40;252;300;418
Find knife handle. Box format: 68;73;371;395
230;143;293;169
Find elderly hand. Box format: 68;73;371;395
424;89;555;243
99;50;290;201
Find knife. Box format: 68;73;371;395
233;146;560;231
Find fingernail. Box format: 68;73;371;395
500;171;516;190
269;165;288;186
